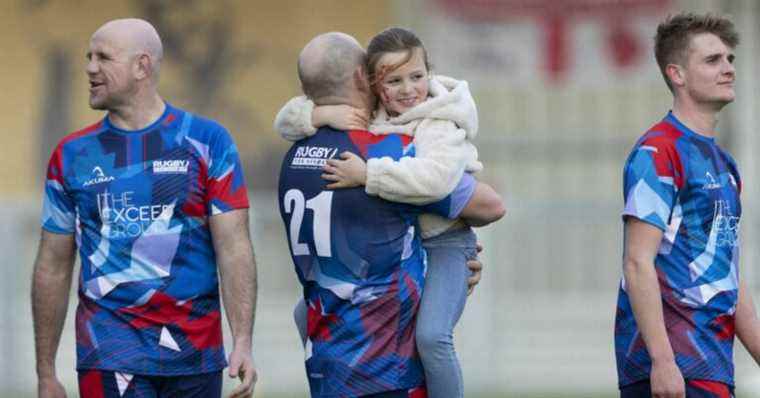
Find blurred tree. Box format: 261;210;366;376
136;0;276;187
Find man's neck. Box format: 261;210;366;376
314;94;369;114
108;92;166;131
671;97;722;138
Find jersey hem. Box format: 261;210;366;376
618;375;735;390
313;381;424;398
621;213;667;232
209;201;250;216
75;363;227;377
40;225;75;235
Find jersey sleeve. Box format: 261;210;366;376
206;127;249;215
41;144;76;234
365;120;470;205
621;138;683;231
273;96;317;141
418;173;476;219
354;131;476;220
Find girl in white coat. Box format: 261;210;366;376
275;27;492;398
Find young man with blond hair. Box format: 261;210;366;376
616;12;760;398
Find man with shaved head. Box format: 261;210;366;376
278;32;503;398
32;18;257;398
297;32;370;105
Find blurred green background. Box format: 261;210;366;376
4;0;760;397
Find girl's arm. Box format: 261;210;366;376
273;96;317;141
323;76;482;204
274;96;369;141
366;119;475;204
324;119;475;205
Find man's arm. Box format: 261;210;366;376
458;181;505;227
32;230;77;398
736;279;760;365
323;119;478;205
623;218;684;398
210;209;258;398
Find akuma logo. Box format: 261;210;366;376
83;166;115;187
702;172;722;190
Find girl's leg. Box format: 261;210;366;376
416;228;477;398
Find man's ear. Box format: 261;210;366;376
666;63;685;88
135;53;152;81
353;66;370;94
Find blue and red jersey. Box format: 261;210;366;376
41;104;249;375
278;127;475;397
616;112;742;387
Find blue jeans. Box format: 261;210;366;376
417;227;477;398
292;227;477;397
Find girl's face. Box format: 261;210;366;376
375;47;429;116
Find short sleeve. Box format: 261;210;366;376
419;173;476;219
206;128;250;215
41;145;76;233
622;140;682;231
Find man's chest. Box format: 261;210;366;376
65;138;206;234
677;152;741;247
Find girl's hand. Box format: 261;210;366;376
312;105;369;131
322;152;367;189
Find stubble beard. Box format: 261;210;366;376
89;97;107;110
689;86;734;113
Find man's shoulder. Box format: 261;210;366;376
624;118;689;188
284;128;414;166
185;112;227;133
341;129;413;160
636;119;683;149
57;119;106;149
173;107;234;144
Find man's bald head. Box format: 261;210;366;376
92;18;164;81
298;32;367;102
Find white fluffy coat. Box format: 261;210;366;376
273;75;482;238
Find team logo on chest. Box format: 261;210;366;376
83;166;115;187
291;146;338;169
153;159;189;174
702;172;722;190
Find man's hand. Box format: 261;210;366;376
650;359;685;398
227;345;257;398
209;210;258;398
33;231;76;398
323;152;367;189
38;376;67;398
466;243;484;295
312;105;369;131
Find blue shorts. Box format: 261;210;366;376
363;386;426;398
620;379;733;398
78;369;222;398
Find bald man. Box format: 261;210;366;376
32;19;257;398
278;32;503;398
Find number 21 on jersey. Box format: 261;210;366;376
284;189;333;257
